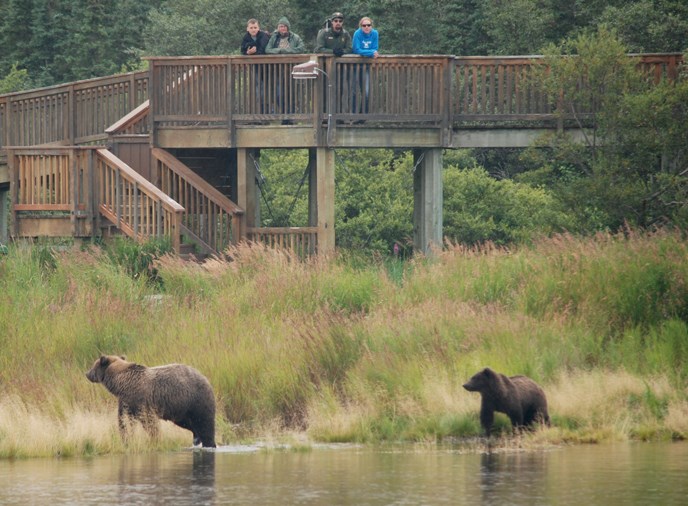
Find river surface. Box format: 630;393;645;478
0;442;686;505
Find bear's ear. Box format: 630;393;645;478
120;355;126;360
99;356;111;367
483;367;494;376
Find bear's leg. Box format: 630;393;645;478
480;402;495;436
170;415;201;446
194;415;216;448
139;411;160;440
118;401;134;440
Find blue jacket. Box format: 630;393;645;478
352;28;379;57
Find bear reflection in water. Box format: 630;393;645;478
86;354;217;447
463;367;550;436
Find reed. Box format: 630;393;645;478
0;230;687;457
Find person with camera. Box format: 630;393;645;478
315;12;352;56
241;18;270;55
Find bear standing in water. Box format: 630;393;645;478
463;367;550;436
86;355;217;448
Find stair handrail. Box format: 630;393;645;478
96;148;184;252
151;147;244;255
105;99;150;136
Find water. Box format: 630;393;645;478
0;442;686;505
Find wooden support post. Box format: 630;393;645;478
7;149;18;238
314;147;335;254
0;183;8;244
413;148;443;256
307;149;317;227
236;148;259;238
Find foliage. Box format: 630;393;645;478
1;232;688;456
0;63;31;94
443;166;571;245
531;28;688;231
143;0;296;56
258;149;414;254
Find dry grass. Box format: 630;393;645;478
0;230;687;456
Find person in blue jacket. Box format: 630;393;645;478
352;17;379;58
351;17;379;116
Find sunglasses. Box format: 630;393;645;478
361;23;372;27
333;19;343;22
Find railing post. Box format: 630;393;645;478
85;149;96;238
133;182;139;240
7;149;18;237
171;211;181;253
68;85;76;145
227;56;236;146
115;170;122;227
69;148;77;236
443;57;453;147
156;200;162;238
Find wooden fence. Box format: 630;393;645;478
246;226;318;257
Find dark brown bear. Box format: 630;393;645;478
463;367;550;436
86;355;217;447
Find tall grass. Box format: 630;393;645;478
1;230;687;457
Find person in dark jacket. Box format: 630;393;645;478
315;12;352;56
241;18;270;55
241;19;271;114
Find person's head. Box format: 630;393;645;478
330;12;344;32
277;17;290;36
359;17;373;33
246;19;260;37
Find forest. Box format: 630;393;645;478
0;0;687;253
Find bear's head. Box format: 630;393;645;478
86;355;127;383
462;367;496;392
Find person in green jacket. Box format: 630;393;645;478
315;12;352;56
266;17;305;54
266;17;305;122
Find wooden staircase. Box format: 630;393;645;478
7;99;244;256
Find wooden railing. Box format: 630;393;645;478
97;149;184;251
10;148;87;211
247;226;318;257
1;54;681;152
453;56;552;120
152;147;243;255
0;71;148;149
7;147;184;250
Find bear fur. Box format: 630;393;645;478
463;367;550;436
86;355;216;447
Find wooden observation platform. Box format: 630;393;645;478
0;53;681;255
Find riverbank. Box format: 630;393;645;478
1;230;687;458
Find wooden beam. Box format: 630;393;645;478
315;147;335;253
413;148;443;256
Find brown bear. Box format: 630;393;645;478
463;367;550;436
86;355;217;448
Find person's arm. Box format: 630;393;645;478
342;32;353;54
315;29;331;53
255;32;269;54
283;33;305;54
240;34;252;55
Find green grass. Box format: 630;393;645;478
1;230;687;457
